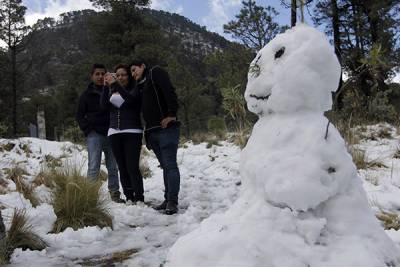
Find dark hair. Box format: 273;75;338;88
114;64;133;89
129;58;147;68
91;63;106;75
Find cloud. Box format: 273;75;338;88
202;0;241;34
175;5;184;15
150;0;183;14
150;0;173;11
23;0;99;26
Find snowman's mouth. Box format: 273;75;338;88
249;94;271;101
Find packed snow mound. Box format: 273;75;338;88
245;24;341;115
241;114;355;211
166;24;400;267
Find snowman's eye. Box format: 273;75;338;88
274;47;285;59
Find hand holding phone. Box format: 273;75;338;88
104;72;117;86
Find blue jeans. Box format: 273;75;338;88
86;131;119;192
147;125;180;203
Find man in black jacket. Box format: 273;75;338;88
130;59;181;215
76;63;123;203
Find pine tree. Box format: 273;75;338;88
89;0;150;10
314;0;400;110
223;0;287;51
0;0;30;135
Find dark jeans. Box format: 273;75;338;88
109;133;143;201
147;124;180;203
86;131;119;192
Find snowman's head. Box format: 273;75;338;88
245;24;341;116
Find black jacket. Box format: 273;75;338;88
76;83;109;136
136;66;179;131
100;82;142;131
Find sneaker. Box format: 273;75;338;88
110;191;126;203
165;201;178;215
153;200;168;210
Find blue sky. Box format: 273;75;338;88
21;0;313;37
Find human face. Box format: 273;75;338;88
130;64;145;81
91;68;106;86
116;68;129;87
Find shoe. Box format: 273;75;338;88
153;200;168;210
110;191;126;203
165;201;178;215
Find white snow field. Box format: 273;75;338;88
1;126;400;266
167;24;400;267
0;137;242;266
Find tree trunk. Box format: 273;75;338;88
181;102;191;138
291;0;297;27
363;2;387;92
11;46;17;136
331;0;344;110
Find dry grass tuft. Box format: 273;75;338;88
77;248;138;266
0;142;15;152
229;132;249;149
335;121;361;147
33;168;56;189
51;165;112;233
0;178;8;195
377;128;392;139
366;160;387;169
44;154;63;169
0;209;46;264
376;211;400;230
98;170;108;182
5;166;39;207
349;148;387;170
349;148;367;169
18;143;32;157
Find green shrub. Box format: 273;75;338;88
367;91;397;123
207;116;227;138
63;124;85;144
0;122;8;139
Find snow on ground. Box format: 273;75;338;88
0;128;400;266
0;137;241;266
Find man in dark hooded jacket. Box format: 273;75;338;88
76;63;124;203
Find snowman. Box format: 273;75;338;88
166;24;400;267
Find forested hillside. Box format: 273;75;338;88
0;5;252;140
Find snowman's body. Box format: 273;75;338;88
166;24;400;267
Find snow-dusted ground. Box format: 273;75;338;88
0;137;241;266
0;126;400;266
